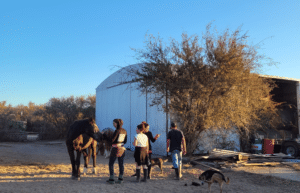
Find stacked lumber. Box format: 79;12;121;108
190;148;294;168
191;148;253;162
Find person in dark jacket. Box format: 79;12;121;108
167;122;186;180
142;121;160;179
106;119;127;184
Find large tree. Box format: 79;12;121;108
35;95;96;139
126;25;281;154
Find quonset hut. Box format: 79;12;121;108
96;64;169;156
96;64;300;156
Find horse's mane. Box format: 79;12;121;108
102;128;114;142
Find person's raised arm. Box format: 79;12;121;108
148;132;156;142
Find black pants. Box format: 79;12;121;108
109;152;125;176
148;153;152;163
134;147;149;166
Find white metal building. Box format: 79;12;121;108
96;64;169;156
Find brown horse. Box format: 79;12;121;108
73;133;98;175
66;118;102;180
97;128;114;158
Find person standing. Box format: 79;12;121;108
131;121;160;179
167;122;186;180
142;121;160;179
133;123;149;183
107;119;127;184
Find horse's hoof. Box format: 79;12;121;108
93;168;97;174
72;176;80;181
71;175;80;181
83;167;87;174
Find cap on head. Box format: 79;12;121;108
171;122;177;128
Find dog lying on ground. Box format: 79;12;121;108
150;158;168;173
199;170;230;193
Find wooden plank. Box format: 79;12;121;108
190;160;221;172
242;162;281;166
208;149;255;159
197;149;291;160
191;149;292;165
211;148;252;155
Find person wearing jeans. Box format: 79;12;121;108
171;149;182;170
167;122;186;180
107;119;127;184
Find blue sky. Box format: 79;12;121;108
1;0;299;107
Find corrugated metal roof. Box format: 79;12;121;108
259;74;300;82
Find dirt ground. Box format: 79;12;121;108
0;140;300;193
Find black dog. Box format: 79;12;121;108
199;170;230;193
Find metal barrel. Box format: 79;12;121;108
262;138;275;154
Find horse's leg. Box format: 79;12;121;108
82;149;88;175
75;150;81;179
107;147;111;158
96;144;100;155
66;142;76;178
103;141;108;158
105;145;111;158
104;149;107;158
92;141;97;174
87;146;92;164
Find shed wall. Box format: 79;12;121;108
96;72;167;155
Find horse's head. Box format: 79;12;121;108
101;127;114;142
85;118;102;142
96;128;114;153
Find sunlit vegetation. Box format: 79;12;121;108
124;24;281;154
0;95;96;140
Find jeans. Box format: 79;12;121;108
109;152;125;176
171;150;182;169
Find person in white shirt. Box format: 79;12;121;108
133;123;149;183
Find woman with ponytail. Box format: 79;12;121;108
141;121;160;179
106;119;127;184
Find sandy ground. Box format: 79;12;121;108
0;140;300;193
